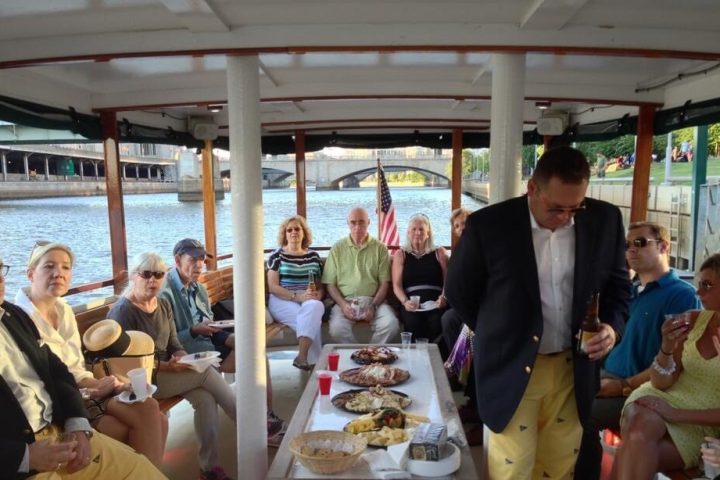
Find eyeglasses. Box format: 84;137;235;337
286;227;301;233
625;237;659;249
697;279;715;291
0;264;8;277
136;270;166;280
546;203;586;215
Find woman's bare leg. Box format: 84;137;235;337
297;336;312;363
105;398;167;467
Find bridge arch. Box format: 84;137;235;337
329;165;450;190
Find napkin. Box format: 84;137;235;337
361;448;411;479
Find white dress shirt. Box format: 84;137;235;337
528;202;576;354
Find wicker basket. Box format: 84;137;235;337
289;430;367;474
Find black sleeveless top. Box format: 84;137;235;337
401;250;443;301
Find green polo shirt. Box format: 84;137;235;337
321;234;391;298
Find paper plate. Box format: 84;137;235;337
415;301;438;312
208;320;235;329
178;351;221;364
116;384;158;404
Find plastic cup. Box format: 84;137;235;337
410;295;421;308
317;371;332;395
416;338;429;350
703;442;720;479
127;367;148;399
401;331;413;349
327;351;340;371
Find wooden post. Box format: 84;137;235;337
202;139;218;271
295;130;307;219
451;128;463;248
100;111;128;294
630;105;655;222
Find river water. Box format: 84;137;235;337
1;188;483;304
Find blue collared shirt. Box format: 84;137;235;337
604;270;700;378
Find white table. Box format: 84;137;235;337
267;344;479;479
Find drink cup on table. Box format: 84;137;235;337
416;338;429;350
317;371;332;395
127;367;149;400
327;351;340;371
401;331;412;349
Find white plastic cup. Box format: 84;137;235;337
416;338;429;350
401;331;413;349
703;442;720;479
410;295;421;309
127;367;148;399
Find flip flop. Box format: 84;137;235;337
292;357;313;371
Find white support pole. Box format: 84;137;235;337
1;151;7;181
93;161;99;180
663;132;673;185
44;156;49;180
227;54;267;479
23;153;30;180
489;53;526;204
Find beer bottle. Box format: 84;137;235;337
307;271;317;293
578;292;600;355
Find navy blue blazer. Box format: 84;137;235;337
445;195;631;432
0;301;88;479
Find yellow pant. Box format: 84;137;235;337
30;425;166;480
488;352;581;480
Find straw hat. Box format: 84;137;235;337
83;319;156;383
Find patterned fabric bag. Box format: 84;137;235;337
443;325;475;386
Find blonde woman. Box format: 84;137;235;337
14;241;168;467
108;252;236;480
267;215;324;370
392;213;448;342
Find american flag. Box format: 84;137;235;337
377;161;400;246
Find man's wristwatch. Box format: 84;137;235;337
78;430;93;440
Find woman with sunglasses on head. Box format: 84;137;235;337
108;252;236;480
267;215;324;371
611;253;720;479
14;242;168;468
392;213;448;344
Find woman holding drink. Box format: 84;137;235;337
392;213;448;343
267;215;324;371
611;253;720;479
14;241;168;468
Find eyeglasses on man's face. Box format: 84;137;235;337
625;237;659;250
0;264;9;277
697;279;715;292
136;270;166;280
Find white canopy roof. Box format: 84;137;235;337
1;0;719;139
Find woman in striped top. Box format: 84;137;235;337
267;216;325;371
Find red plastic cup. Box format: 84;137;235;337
318;372;332;395
327;352;340;371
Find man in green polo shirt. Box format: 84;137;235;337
322;207;400;344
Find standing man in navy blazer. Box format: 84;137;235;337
446;147;630;479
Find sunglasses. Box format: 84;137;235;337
697;279;715;291
625;237;659;249
0;264;8;277
286;227;301;233
136;270;166;280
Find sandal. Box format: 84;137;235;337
293;357;312;371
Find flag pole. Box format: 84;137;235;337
376;158;382;239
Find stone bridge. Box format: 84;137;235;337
219;154;451;189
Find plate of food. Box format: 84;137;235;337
339;363;410;387
331;385;412;413
416;301;438;312
343;408;430;447
177;350;221;364
207;320;234;329
350;346;399;365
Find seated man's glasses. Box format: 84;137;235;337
545;203;586;215
697;279;715;291
625;237;659;249
137;270;166;280
0;264;9;277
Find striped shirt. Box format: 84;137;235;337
267;249;323;291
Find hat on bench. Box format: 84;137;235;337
83;319;156;384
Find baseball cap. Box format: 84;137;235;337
173;238;206;258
